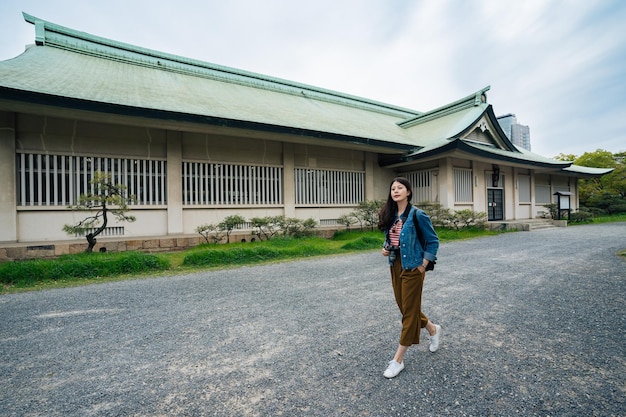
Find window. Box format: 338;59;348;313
182;162;282;205
16;152;167;206
404;170;434;203
518;174;531;203
295;168;364;205
535;184;551;204
454;168;473;202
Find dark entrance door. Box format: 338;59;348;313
487;189;504;221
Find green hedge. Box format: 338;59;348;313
340;235;383;251
182;239;336;267
0;252;170;286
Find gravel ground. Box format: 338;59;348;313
0;223;624;417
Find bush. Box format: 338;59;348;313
580;206;607;217
449;209;487;230
183;246;282;266
332;230;369;241
250;216;284;241
340;235;383;251
219;215;246;243
417;203;486;230
196;223;225;244
586;192;624;213
197;215;318;243
250;216;317;239
569;210;594;223
182;237;330;267
353;200;384;230
0;252;170;286
337;213;357;230
542;203;558;219
280;217;317;238
608;203;626;214
418;202;453;228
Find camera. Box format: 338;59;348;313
384;243;399;251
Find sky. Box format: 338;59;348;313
1;0;625;158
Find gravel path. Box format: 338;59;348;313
1;223;624;417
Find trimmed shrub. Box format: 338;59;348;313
182;237;330;267
337;213;357;230
250;216;284;241
0;252;169;286
340;235;384;251
183;246;282;266
418;202;453;228
608;203;626;214
353;200;385;230
450;209;487;230
569;210;594;223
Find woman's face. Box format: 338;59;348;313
390;181;410;203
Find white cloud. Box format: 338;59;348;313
1;0;624;157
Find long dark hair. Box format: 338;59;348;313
377;177;413;231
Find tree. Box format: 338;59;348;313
219;215;246;243
337;213;357;230
250;216;283;241
195;223;225;244
553;153;577;162
353;200;384;230
278;217;317;238
63;171;136;253
574;149;617;169
574;150;625;214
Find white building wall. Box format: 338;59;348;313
0;111;17;242
16;209;169;242
167;130;183;234
6;111;380;243
2;109;591;244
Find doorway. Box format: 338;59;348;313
487;188;504;221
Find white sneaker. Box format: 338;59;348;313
429;324;442;353
383;360;405;378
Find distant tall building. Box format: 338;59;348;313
497;113;531;151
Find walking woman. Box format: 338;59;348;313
378;177;442;379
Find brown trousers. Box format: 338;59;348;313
390;257;429;346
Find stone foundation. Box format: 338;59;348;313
0;229;339;262
0;235;203;262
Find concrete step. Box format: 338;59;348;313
489;219;564;231
529;222;558;230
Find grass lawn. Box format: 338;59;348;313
2;215;624;293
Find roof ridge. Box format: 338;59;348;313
22;12;420;118
397;86;490;128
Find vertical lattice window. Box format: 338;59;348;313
535;185;551;204
16;152;167;206
182;162;283;205
454;167;473;202
295;168;364;205
518;175;531;203
403;170;434;203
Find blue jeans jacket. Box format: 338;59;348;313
386;206;439;270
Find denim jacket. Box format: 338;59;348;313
385;205;439;270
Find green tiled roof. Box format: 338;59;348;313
397;87;490;128
562;165;614;176
0;13;428;152
23;13;420;119
0;13;610;177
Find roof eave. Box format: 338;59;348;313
397;86;491;128
0;86;417;153
379;139;572;169
21;13;420;120
560;166;615;178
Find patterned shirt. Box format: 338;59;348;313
388;218;403;247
